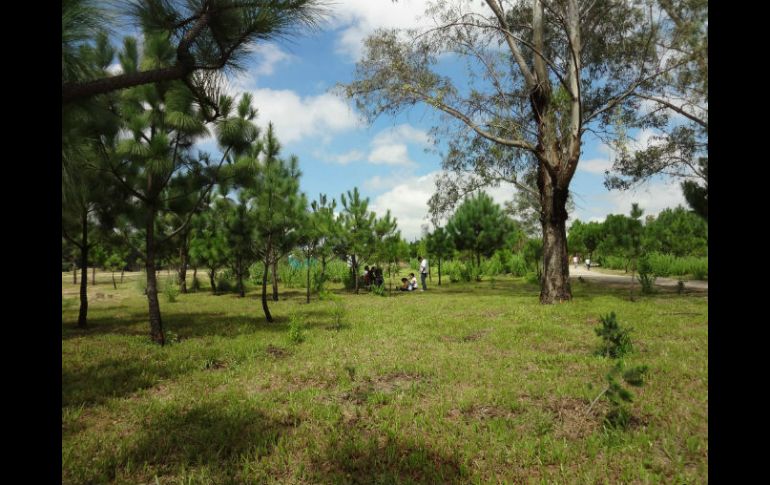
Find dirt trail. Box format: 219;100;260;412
568;264;707;291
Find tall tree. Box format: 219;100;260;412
105;32;258;344
343;0;675;302
62;0;328;105
189;197;231;293
337;188;376;294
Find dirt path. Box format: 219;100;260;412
568;264;707;291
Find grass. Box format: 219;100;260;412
62;270;707;484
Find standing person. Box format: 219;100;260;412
585;257;591;271
573;254;579;269
418;255;428;291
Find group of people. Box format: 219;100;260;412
362;255;429;293
572;254;591;270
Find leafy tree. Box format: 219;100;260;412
344;0;676;303
249;124;307;321
337;188;376;294
308;194;339;291
425;226;454;285
62;0;328;104
568;220;603;260
446;192;515;270
643;205;707;257
189;198;231;293
104;32;258;344
224;193;256;297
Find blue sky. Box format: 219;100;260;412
126;1;691;240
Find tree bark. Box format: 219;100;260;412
120;268;124;284
73;264;77;284
261;259;273;322
146;206;165;345
192;266;197;291
62;64;188;103
538;170;572;303
77;212;88;328
271;258;278;301
178;241;188;294
352;254;359;294
209;268;217;294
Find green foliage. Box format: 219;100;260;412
191;276;201;292
163;278;180;303
371;284;386;297
643;206;707;257
248;262;268;286
602;361;649;429
287;313;305;344
446;192;516;265
330;300;346;330
524;272;540;286
601;252;707;279
135;273;147;296
522;239;544;277
636;255;656;294
595;312;633;358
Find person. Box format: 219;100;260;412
409;273;418;291
400;277;410;291
418;254;428;291
573;254;579;269
374;266;384;286
585;257;591;271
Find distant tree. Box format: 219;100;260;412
189;198;231;294
643;205;707;257
425;226;454;285
446;192;515;269
337;188;376;294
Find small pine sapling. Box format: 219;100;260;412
595;312;633;358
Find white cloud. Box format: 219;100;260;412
322;149;366;165
245;88;363;143
368;170;519;240
365;124;431;166
368;144;412;165
572;178;688;223
578;158;613;174
250;43;293;77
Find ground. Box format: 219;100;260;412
62;269;708;484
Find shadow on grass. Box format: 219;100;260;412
62;357;185;407
309;428;468;484
70;399;296;484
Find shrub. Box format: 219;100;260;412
636;255;657;294
288;313;305;344
593;362;649;429
524;272;540;286
163;278;179;303
371;284;386;297
594;312;633;358
508;253;529;277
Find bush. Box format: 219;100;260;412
508;253;529;277
278;262;306;288
191;275;201;292
288;314;305;344
163;278;179;303
216;277;235;294
371;284;386;297
248;262;268;286
636;255;657;294
482;254;503;277
524;272;540;286
594;312;633;358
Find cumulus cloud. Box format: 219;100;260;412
365;124;431;166
571;178;688;223
319;149;366;165
245;88;363;144
578;158;613;174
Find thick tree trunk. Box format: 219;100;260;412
209;269;217;294
146;207;165;345
538;174;572;303
178;242;188;294
261;259;273;322
271;259;278;301
77;215;88;328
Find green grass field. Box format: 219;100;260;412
62;271;707;484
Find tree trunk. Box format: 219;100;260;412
438;258;442;286
209;269;217;294
192;266;197;291
92;266;96;285
77;213;89;328
146;207;165;345
352;254;359;294
112;271;117;290
237;260;245;298
271;259;278;301
120;268;124;284
178;242;188;294
73;264;77;284
261;259;273;322
538;175;572;303
306;254;311;304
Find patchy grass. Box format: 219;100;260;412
62;270;707;484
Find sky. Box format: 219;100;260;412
133;0;691;241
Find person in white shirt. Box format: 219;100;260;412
573;255;579;269
409;273;418;291
418;255;428;291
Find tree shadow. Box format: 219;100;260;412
77;399;296;484
309;427;468;484
62;357;186;407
